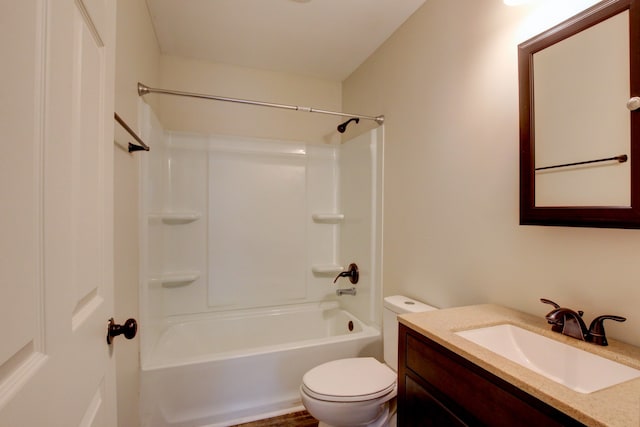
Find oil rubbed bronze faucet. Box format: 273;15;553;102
333;263;359;284
541;298;626;346
334;263;359;296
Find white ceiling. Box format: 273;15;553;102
145;0;426;81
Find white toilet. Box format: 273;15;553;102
300;295;437;427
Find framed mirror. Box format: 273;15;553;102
519;0;640;228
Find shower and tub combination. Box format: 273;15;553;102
137;86;385;427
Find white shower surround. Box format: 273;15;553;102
139;102;384;426
207;137;309;308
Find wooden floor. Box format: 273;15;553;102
232;410;319;427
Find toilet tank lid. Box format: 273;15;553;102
383;295;438;314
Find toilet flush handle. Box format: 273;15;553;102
333;263;359;284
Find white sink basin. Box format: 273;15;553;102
455;324;640;393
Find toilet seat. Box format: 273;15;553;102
301;357;396;402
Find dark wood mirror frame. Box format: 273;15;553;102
519;0;640;228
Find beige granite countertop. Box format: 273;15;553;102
399;304;640;427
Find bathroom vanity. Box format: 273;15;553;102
397;305;640;426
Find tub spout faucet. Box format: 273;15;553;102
336;287;356;296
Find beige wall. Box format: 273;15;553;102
156;55;343;144
114;1;161;426
344;0;640;346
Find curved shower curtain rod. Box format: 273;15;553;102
137;82;385;125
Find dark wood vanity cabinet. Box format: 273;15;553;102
397;324;586;427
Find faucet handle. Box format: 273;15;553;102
541;299;564;332
587;315;626;346
333;263;359;284
540;298;560;309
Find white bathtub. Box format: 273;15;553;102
140;301;382;427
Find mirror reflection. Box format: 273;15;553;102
533;9;630;207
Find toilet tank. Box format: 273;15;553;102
383;295;437;372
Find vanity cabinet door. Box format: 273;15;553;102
398;324;585;427
403;375;469;427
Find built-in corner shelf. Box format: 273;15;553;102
311;264;344;275
148;211;202;225
311;213;344;224
149;271;201;288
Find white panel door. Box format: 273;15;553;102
0;0;117;426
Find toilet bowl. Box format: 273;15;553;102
300;296;437;427
301;357;396;427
